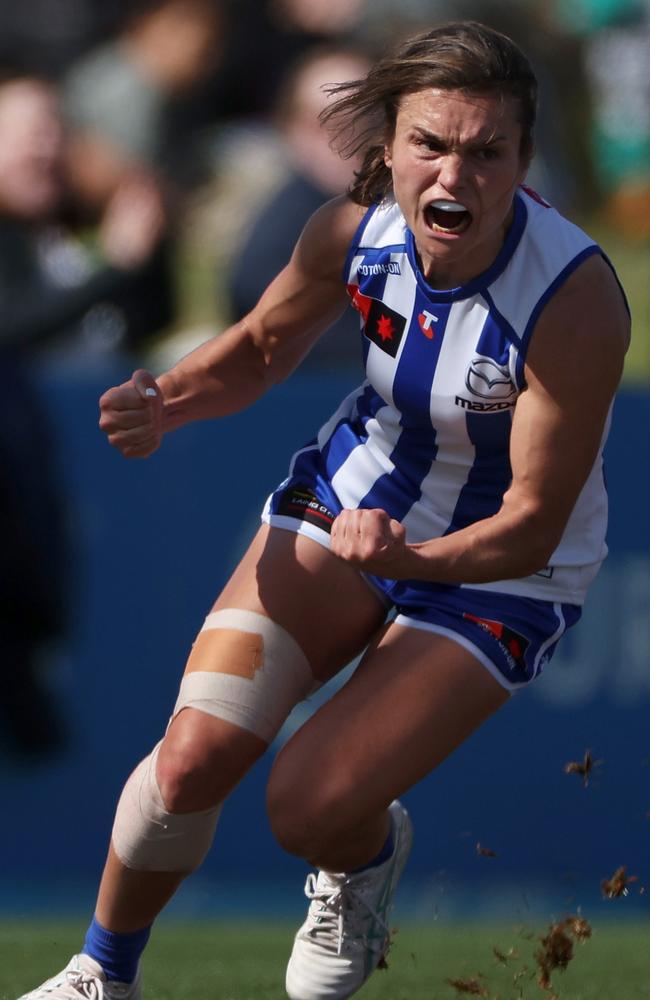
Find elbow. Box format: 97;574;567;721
503;495;566;576
238;320;278;388
514;518;564;577
242;319;294;389
517;546;556;578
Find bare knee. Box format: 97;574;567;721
157;708;267;813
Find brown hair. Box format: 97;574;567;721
321;21;538;206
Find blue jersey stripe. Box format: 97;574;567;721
445;410;513;532
393;300;450;423
358;299;448;516
475;308;517;360
356;382;388;429
321;384;385;478
480;289;522;350
358;422;438;517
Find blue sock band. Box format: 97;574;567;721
82;916;152;983
350;829;395;874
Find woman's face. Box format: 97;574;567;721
0;80;65;219
384;88;530;288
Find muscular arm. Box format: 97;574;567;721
160;198;362;426
99;196;365;454
333;254;630;582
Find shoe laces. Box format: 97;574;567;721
30;971;103;1000
302;871;390;956
66;973;103;1000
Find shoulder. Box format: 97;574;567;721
293;195;369;282
536;253;629;351
300;195;368;255
525;253;630;394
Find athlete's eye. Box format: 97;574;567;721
475;147;500;161
415;137;443;154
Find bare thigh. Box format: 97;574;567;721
267;621;510;857
213;523;388;680
158;524;388;808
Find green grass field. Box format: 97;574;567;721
2;921;648;1000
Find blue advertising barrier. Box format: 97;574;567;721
2;361;649;920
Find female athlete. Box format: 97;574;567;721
19;20;629;1000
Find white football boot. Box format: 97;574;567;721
16;954;141;1000
286;800;413;1000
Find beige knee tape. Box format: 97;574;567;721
111;742;222;873
172;609;316;743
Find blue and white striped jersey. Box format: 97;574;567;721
273;187;616;604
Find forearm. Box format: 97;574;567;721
156;321;276;434
393;502;558;585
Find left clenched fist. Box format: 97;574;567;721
330;508;409;576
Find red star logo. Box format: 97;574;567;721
376;314;395;341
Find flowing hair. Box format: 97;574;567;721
320;21;538;206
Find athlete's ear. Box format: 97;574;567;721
383;143;393;169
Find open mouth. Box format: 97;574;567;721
424;199;472;234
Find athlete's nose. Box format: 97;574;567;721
436;152;466;194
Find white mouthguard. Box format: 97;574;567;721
430;199;468;212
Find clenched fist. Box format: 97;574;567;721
330;508;411;576
98;368;163;458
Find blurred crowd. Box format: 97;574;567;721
0;0;647;364
0;0;648;758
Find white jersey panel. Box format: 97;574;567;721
349;249;418;410
357;199;408;248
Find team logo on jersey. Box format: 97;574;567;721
418;310;438;339
276;486;337;533
347;284;407;358
463;612;530;671
455;355;517;411
465;356;516;399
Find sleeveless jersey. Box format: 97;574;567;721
288;188;616;605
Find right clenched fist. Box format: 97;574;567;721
99;368;163;458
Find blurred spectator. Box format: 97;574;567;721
271;0;366;34
63;0;225;203
198;0;366;126
554;0;650;239
0;72;173;358
226;47;371;369
0;70;172;757
0;2;128;79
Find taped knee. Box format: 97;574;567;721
172;609;316;743
111;742;222;873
